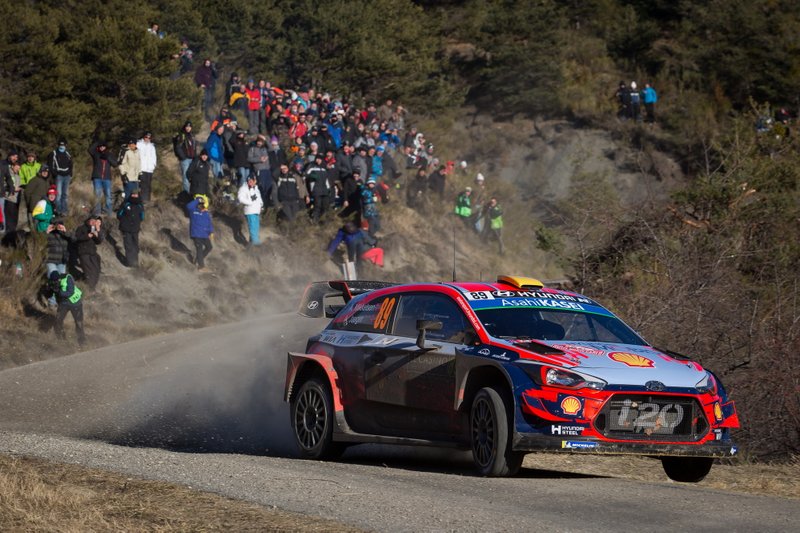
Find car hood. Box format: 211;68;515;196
524;340;706;388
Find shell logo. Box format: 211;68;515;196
561;396;582;415
608;352;654;368
714;402;723;422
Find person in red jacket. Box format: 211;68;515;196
244;79;262;135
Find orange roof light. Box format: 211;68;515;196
497;275;544;289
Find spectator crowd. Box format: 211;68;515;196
0;26;507;345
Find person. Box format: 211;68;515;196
74;215;105;289
614;81;629;120
406;167;428;209
472;173;488;233
248;134;273;201
47;139;73;214
174;120;196;193
23;165;55;227
454;187;473;229
244;79;262;134
643;82;658;124
305;154;330;223
44;218;71;306
46;270;86;345
237;175;263;246
187;196;214;271
136;131;157;202
118;138;141;198
187;149;211;206
1;161;22;235
206;124;226;180
19;151;42;188
268;137;288;174
428;162;447;200
232;129;251;185
629;81;641;122
117;190;144;267
1;151;20;231
326;220;383;269
31;185;57;232
361;177;380;236
194;58;218;121
485;197;504;255
275;162;308;223
88;140;119;216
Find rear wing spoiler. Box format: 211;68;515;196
298;280;398;318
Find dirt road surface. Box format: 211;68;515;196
1;315;798;532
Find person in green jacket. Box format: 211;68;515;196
32;185;57;232
46;270;86;345
454;187;472;229
485;197;505;255
19;151;42;187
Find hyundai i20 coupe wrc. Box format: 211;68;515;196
284;276;739;481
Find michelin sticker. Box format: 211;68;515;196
562;441;598;450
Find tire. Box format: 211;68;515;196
661;456;714;483
291;376;344;460
470;387;524;477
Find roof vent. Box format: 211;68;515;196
497;275;544;289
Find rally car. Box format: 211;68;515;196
284;276;738;481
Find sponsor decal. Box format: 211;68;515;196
713;429;723;441
478;348;491;356
645;380;666;392
551;424;584;436
713;402;723;422
562;441;598;450
560;396;582;415
366;336;396;346
455;295;483;332
608;352;654;368
492;351;511;361
552;343;605;357
307;300;319;310
372;297;396;329
500;298;585;311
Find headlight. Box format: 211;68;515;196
695;371;717;394
544;368;606;391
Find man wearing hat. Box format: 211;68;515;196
119;138;141;198
74;215;105;289
88;139;119;216
304;153;330;223
174;120;196;194
32;184;57;232
360;177;381;236
46;269;86;345
187;149;211;206
48;139;73;214
137;131;157;203
275;162;308;224
454;186;473;229
187;196;214;271
116;190;144;268
20;150;42;188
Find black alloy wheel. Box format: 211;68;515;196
291;377;343;460
470;386;524;477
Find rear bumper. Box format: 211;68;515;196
513;434;738;457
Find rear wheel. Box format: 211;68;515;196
661;456;714;483
291;376;344;460
470;387;524;477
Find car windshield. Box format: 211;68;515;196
475;308;647;345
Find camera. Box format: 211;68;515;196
250;194;257;201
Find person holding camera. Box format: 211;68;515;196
74;215;105;289
46;270;86;346
237;175;263;246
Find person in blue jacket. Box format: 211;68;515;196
205;124;226;179
643;82;658;124
326;221;378;264
187;197;214;271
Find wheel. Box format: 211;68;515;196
470;387;524;477
661;456;714;483
291;376;344;460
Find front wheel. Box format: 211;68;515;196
290;376;344;460
661;456;714;483
470;387;524;477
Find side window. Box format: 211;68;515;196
393;293;472;343
331;294;397;333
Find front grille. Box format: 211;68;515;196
593;394;708;441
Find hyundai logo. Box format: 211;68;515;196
307;301;319;310
645;380;665;392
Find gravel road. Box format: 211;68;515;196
1;315;798;532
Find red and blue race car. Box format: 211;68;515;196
285;275;739;480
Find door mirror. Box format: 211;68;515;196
416;320;442;349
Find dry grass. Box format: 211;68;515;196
0;453;361;532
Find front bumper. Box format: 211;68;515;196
513;433;738;457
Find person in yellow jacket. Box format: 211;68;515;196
454;187;472;229
19;151;42;187
485;196;505;255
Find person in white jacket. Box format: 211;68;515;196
136;132;157;203
238;175;263;245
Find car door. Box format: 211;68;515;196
362;292;474;437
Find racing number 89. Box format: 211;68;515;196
373;298;396;330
